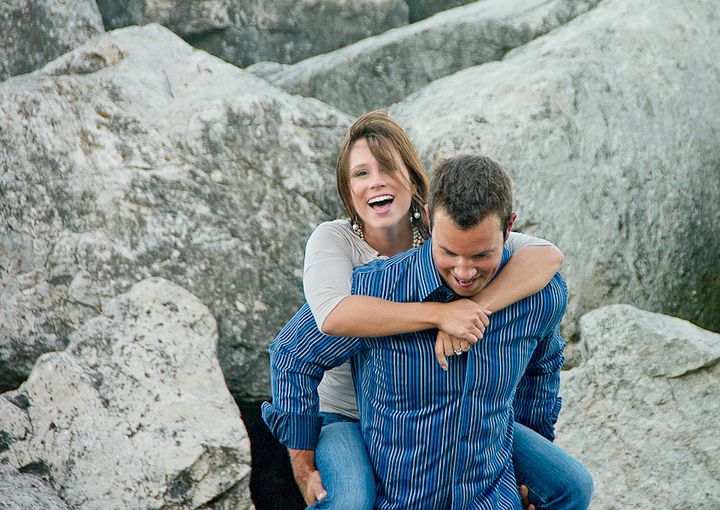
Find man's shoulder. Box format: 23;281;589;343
524;272;567;330
493;272;567;336
525;271;566;308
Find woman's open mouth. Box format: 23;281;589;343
368;194;394;212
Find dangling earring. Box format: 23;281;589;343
410;206;421;223
411;225;423;248
410;203;423;248
352;215;365;241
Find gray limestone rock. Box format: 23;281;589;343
264;0;600;116
96;0;409;67
0;466;70;510
406;0;478;22
0;278;254;510
555;304;720;508
245;61;292;83
390;0;720;341
0;0;104;81
95;0;232;36
0;24;350;397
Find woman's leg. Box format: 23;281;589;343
309;413;375;510
513;422;594;510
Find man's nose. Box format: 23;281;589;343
454;260;477;280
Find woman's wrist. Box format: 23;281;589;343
427;302;449;330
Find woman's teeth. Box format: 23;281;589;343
368;195;394;208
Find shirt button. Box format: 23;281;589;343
461;435;469;442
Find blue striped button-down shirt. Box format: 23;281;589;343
263;239;567;509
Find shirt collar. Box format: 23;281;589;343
414;239;445;301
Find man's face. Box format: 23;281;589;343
431;207;507;297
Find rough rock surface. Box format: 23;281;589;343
97;0;409;68
391;0;720;342
264;0;599;116
0;278;254;510
406;0;477;22
555;305;720;508
0;0;104;81
0;466;70;510
96;0;232;37
0;24;350;397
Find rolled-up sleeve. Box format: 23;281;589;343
261;303;364;450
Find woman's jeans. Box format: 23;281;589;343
309;413;593;510
309;412;375;510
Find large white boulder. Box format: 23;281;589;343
96;0;232;37
0;466;70;510
0;24;350;397
406;0;477;22
555;304;720;508
96;0;409;67
0;278;254;509
264;0;600;116
0;0;104;81
390;0;720;345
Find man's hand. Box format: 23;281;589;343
519;483;536;510
289;448;327;506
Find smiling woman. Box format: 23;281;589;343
334;111;431;261
347;137;415;248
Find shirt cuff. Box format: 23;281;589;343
262;401;324;450
533;395;562;442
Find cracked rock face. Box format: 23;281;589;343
263;0;600;116
0;0;104;81
0;278;254;510
95;0;233;37
96;0;409;68
406;0;477;22
555;304;720;508
0;466;70;510
391;0;720;342
0;24;349;397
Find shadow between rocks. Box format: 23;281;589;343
235;397;305;510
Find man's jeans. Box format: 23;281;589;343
309;413;593;510
513;422;594;509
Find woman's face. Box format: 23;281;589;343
348;137;413;234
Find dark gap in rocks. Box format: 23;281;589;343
0;431;14;452
168;468;193;502
18;460;52;482
235;397;305;510
9;393;30;410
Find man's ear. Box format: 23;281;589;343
505;212;518;239
424;204;431;229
